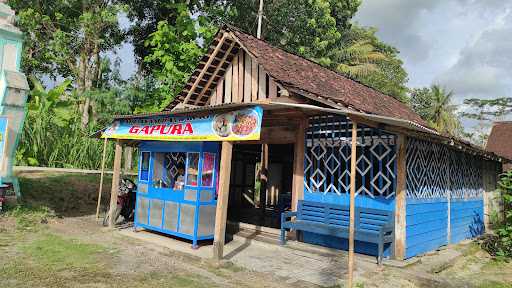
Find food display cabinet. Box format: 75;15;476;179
135;141;219;248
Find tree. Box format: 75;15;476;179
220;0;408;101
341;26;408;102
461;97;512;145
142;3;217;111
119;0;409;102
118;0;221;73
18;78;117;169
462;97;512;122
410;87;435;120
9;0;126;128
410;85;461;135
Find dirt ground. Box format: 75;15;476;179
1;172;511;288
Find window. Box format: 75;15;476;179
140;152;150;181
187;153;200;186
202;153;215;187
152;152;186;189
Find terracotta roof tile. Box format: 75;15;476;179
231;29;428;126
486;121;512;160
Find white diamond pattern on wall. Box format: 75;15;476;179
406;138;484;199
304;115;397;198
165;152;186;181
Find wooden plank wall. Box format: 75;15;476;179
405;199;448;258
209;50;280;105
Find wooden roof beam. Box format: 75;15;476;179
182;33;228;104
193;40;237;105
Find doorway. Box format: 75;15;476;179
227;144;294;230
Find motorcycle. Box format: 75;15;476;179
103;178;137;226
0;184;10;213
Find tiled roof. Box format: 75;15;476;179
230;28;428;126
486;121;512;161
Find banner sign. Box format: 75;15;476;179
102;106;263;141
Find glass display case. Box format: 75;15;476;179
134;141;219;248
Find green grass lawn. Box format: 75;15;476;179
1;173;218;288
0;206;217;288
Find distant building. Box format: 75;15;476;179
486;121;512;171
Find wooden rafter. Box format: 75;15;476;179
193;40;237;105
182;33;227;104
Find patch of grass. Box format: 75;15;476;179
0;233;113;287
2;231;219;288
4;204;53;231
219;261;245;273
482;258;509;270
478;281;512;288
20;233;106;271
132;272;219;288
460;242;482;257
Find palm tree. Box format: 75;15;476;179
334;39;387;78
428;85;461;135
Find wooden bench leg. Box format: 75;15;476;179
378;242;384;265
280;227;286;245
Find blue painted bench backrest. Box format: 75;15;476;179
297;200;393;233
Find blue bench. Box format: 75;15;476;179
281;200;394;264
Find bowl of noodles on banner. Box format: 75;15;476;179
231;110;259;137
212;113;233;137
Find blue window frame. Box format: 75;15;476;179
140;151;150;181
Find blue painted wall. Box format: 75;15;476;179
302;193;394;256
450;199;484;244
405;198;448;259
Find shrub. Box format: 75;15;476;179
482;170;512;259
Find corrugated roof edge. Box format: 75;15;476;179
102;102;505;162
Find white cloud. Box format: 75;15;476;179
355;0;512;131
436;8;512;102
354;0;444;65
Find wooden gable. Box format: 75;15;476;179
208;50;282;105
171;31;290;110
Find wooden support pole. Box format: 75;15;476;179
291;119;307;212
260;143;269;211
95;137;108;220
394;134;407;260
124;146;133;172
213;142;234;260
348;122;357;288
108;140;123;228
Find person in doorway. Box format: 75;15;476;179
172;163;186;190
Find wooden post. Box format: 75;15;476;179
394;134;407;260
124;146;133;172
213;142;234;260
347;122;357;288
95;137;108;220
260;144;269;212
108;140;123;228
291;119;307;212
